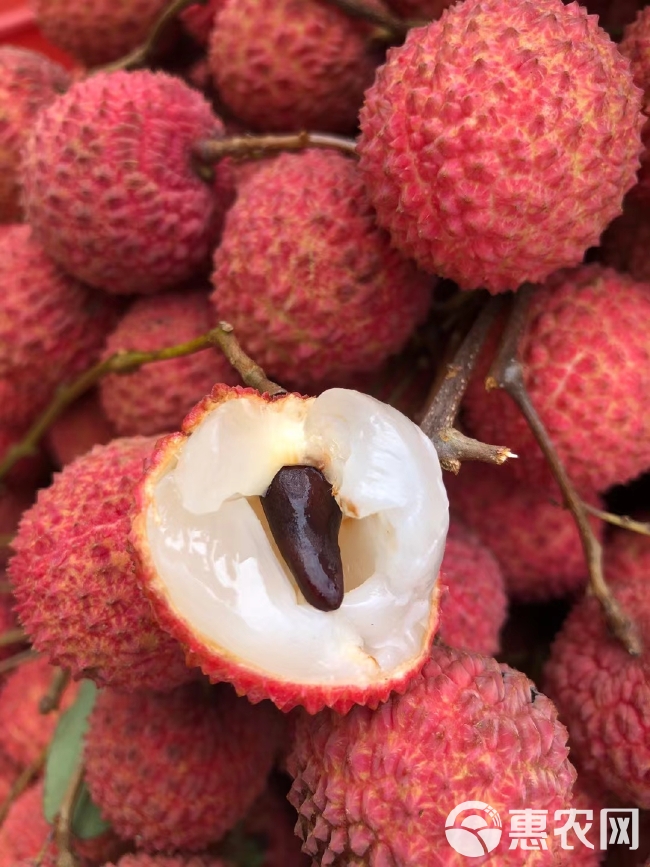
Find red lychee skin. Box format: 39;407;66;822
561;773;606;866
84;682;283;851
287;644;576;866
131;384;443;715
0;226;119;429
208;0;383;133
357;0;644;293
621;7;650;93
110;858;229;867
99;290;239;437
0;47;69;223
544;531;650;808
0;657;79;769
45;390;116;467
33;0;168;65
463;264;650;494
0;782;50;867
22;70;229;295
180;0;224;44
210;151;433;390
445;463;603;602
600;196;650;284
9;437;195;692
437;521;507;655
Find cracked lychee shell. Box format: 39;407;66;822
130;384;449;713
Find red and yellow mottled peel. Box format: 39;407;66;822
288;645;576;865
9;437;194;691
84;683;283;851
358;0;644;292
210;151;433;391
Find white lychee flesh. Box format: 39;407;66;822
142;388;448;689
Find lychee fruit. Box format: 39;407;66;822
180;0;224;44
445;463;603;601
131;384;449;713
544;529;650;807
22;70;231;295
437;521;507;655
599;196;650;284
620;7;650;93
99;290;239;437
0;225;119;429
33;0;169;66
84;682;283;851
208;0;383;133
210;150;433;390
45;390;116;467
0;781;50;867
357;0;644;292
463;264;650;494
287;644;576;865
109;857;228;867
9;437;194;691
0;657;79;770
0;47;69;224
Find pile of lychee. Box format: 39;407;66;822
1;0;650;863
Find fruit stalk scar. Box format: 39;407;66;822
261;465;344;611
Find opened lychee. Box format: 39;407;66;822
131;385;449;713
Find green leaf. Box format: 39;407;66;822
43;680;110;839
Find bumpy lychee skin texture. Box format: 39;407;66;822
288;645;576;866
100;291;238;437
464;264;650;494
22;70;229;295
545;531;650;808
0;782;50;867
180;0;224;44
33;0;168;65
437;521;507;655
357;0;644;292
208;0;383;133
621;7;650;93
0;657;79;769
8;437;194;691
0;226;119;428
84;683;282;851
45;391;116;467
211;151;433;389
0;47;69;223
445;463;603;601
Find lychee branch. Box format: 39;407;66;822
581;503;650;537
192;132;358;171
0;627;26;648
322;0;417;37
0;745;47;827
0;323;283;483
419;295;515;472
486;287;643;657
53;755;84;867
40;668;70;715
0;648;38;675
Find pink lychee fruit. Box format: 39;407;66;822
210;150;433;390
0;47;69;223
130;384;449;714
109;857;229;867
22;70;231;295
287;644;576;865
84;682;283;851
445;463;604;602
208;0;384;133
600;196;650;284
544;530;650;807
33;0;169;66
0;782;50;867
621;7;650;93
0;225;119;429
582;0;646;38
8;437;195;691
180;0;224;44
437;521;507;655
463;264;650;494
99;290;238;437
0;656;79;769
45;390;116;467
357;0;644;292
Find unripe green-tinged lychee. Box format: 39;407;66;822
0;226;119;429
0;48;69;224
0;782;50;867
621;7;650;93
8;437;194;691
438;521;507;655
600;197;650;283
33;0;169;65
463;265;650;494
45;391;116;467
288;644;576;865
22;71;230;295
358;0;644;293
84;683;283;851
445;464;603;601
210;151;433;389
99;291;238;437
544;530;650;807
208;0;383;133
180;0;224;44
